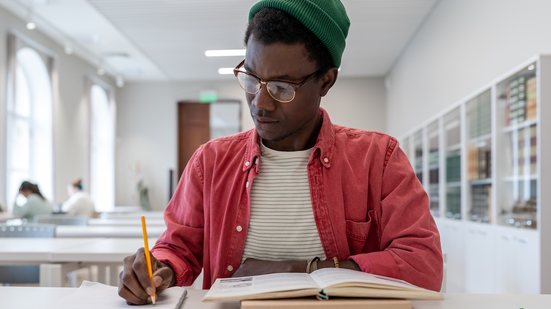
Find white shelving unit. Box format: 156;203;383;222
401;55;550;293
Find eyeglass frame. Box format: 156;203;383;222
233;59;321;103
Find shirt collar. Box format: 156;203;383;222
243;107;335;172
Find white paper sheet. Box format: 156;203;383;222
52;281;187;309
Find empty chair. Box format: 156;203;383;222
0;224;56;285
34;215;89;226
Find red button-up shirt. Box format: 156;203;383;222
152;108;443;291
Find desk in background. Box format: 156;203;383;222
55;225;165;238
88;217;165;226
99;210;164;219
0;237;155;286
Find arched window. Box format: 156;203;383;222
90;84;115;211
6;46;53;210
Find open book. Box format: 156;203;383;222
203;268;441;302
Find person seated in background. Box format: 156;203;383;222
61;178;96;217
13;181;53;221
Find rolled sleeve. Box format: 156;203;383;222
151;146;205;287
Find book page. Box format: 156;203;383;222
49;281;187;309
203;272;319;301
309;268;427;291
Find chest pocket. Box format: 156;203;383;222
345;209;375;255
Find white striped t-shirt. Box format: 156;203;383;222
242;142;326;262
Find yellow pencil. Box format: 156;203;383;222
141;215;156;305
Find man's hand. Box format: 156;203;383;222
232;258;305;277
118;248;175;305
233;258;361;277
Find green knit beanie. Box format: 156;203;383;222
249;0;350;67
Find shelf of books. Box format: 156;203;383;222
466;89;492;223
400;55;550;293
427;120;440;217
495;63;538;229
413;129;424;184
443;107;462;220
400;135;412;166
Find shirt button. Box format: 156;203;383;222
227;265;234;272
245;181;249;188
244;161;250;167
236;225;243;232
323;157;329;163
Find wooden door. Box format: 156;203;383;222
177;102;210;177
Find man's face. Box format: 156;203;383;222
243;35;325;151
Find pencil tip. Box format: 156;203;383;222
151;295;156;305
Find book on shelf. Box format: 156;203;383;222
478;148;491;179
468;147;478;180
446;153;461;182
470;184;491;223
467;147;491;180
530;126;537;174
507;75;527;125
202;268;441;303
526;76;537;120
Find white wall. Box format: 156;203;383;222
324;77;386;132
386;0;551;137
115;77;386;210
0;6;115;207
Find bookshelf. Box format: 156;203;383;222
466;89;492;224
443;107;462;220
413;129;424;184
401;55;550;294
427;120;440;217
495;64;538;229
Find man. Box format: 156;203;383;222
118;0;443;305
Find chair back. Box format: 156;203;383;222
0;224;56;284
34;215;89;226
0;223;56;237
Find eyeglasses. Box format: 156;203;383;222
233;59;319;103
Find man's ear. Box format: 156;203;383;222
319;68;339;97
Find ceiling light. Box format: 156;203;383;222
205;49;246;57
64;43;74;55
116;76;125;88
528;64;535;71
218;68;235;75
26;22;36;30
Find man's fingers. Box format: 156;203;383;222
118;271;148;305
153;266;174;290
132;248;153;293
120;263;150;301
118;283;147;305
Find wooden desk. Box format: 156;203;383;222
56;225;165;238
1;286;550;309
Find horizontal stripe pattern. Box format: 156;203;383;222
242;144;326;262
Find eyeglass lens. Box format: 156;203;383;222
236;72;295;103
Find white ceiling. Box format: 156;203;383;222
0;0;438;81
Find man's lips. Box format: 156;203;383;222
254;116;279;124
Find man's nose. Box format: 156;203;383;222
251;83;276;111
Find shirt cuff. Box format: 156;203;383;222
151;248;195;286
349;250;401;279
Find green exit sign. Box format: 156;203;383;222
199;91;218;103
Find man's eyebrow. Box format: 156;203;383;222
243;64;296;81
